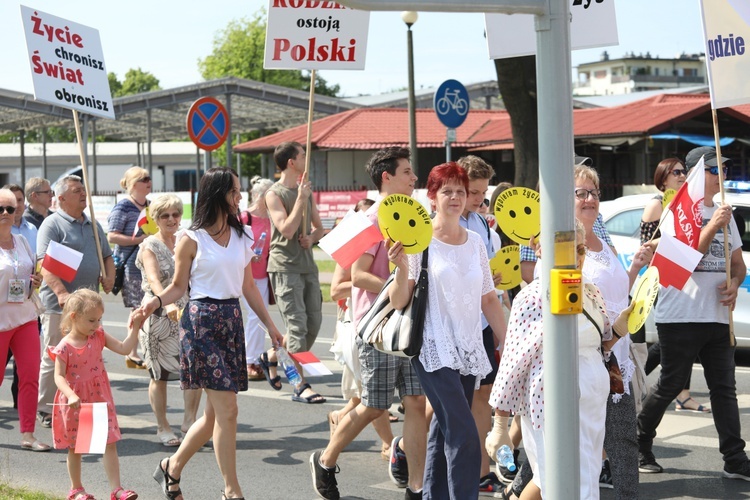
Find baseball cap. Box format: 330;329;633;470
574;155;592;166
685;146;732;169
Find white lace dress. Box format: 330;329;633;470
583;237;635;402
408;231;494;385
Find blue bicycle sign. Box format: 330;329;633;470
434;79;469;128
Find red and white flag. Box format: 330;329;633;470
132;209;148;238
290;351;333;377
318;210;383;269
74;402;108;454
651;234;704;290
662;157;705;249
42;240;83;282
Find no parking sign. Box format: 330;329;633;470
186;97;229;151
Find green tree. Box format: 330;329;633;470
199;12;340;97
109;68;161;97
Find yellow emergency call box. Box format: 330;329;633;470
550;268;583;314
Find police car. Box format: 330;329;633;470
599;190;750;347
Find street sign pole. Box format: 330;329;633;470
445;127;456;162
535;2;578;498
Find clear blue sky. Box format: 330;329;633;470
2;0;705;98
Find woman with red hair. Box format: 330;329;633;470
388;162;507;499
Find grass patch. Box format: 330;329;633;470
316;260;336;273
320;283;332;303
0;483;62;500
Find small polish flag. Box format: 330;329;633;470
42;241;83;283
74;402;109;454
651;234;703;290
661;157;704;249
132;209;148;238
318;210;383;269
290;351;333;377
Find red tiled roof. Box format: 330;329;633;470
234;108;500;153
234;93;750;153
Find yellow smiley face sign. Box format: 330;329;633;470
378;194;433;254
627;266;660;334
489;245;522;290
141;207;158;236
494;187;541;245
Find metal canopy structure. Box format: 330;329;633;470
0;76;360;141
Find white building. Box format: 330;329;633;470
0;141;199;192
574;51;706;96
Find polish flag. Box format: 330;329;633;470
662;157;705;249
318;210;383;269
42;241;83;282
74;402;109;454
651;234;704;290
290;351;333;377
132;209;148;238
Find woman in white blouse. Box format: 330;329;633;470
388;162;507;499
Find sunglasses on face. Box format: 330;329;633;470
0;206;16;215
158;212;182;220
670;169;687;177
574;188;601;201
482;198;490;207
137;176;152;183
705;166;729;176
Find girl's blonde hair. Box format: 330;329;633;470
119;166;149;192
60;288;103;335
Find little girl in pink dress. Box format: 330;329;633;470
51;288;144;500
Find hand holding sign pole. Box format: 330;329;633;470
21;5;115;283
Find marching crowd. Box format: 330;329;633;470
0;142;747;500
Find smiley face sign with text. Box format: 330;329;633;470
489;246;522;290
378;194;433;254
494;187;541;245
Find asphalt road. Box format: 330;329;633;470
1;294;750;499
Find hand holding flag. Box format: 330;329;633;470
318;210;383;269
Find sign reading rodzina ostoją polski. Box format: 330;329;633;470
264;0;370;70
20;5;114;119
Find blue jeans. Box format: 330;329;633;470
411;357;479;500
637;322;747;466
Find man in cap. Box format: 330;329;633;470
637;146;750;479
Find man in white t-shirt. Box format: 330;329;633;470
637;146;749;479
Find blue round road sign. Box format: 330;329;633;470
433;79;469;129
187;97;229;151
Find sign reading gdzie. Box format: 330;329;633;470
20;5;114;119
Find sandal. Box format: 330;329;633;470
20;439;51;452
157;430;182;447
246;363;265;381
111;487;138;500
153;457;182;500
389;412;399;423
125;356;147;369
221;493;245;500
675;396;711;413
259;352;282;391
292;382;326;404
68;487;95;500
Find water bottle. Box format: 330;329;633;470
253;232;267;256
276;347;302;387
496;445;516;472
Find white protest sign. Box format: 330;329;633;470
20;5;114;119
700;0;750;109
264;0;370;70
485;0;618;60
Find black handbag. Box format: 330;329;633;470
357;248;429;358
112;246;137;296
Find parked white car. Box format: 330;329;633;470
599;192;750;347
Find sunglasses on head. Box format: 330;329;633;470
0;206;16;215
704;166;728;176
